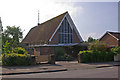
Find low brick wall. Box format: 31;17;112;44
36;55;50;63
35;54;55;64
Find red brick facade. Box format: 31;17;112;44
99;32;120;47
22;12;83;56
22;12;83;46
73;29;81;43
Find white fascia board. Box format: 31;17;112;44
49;12;83;42
107;32;119;41
66;13;83;42
49;13;68;42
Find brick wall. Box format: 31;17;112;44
73;29;81;43
34;47;54;56
100;33;119;47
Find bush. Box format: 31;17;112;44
78;50;114;63
13;47;27;54
88;41;110;52
111;47;120;55
55;47;74;61
78;42;114;63
55;47;65;60
3;41;10;54
2;53;31;66
64;45;88;58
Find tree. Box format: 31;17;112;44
3;41;10;54
87;37;94;42
2;26;23;48
87;37;98;43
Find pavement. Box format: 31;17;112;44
1;61;120;75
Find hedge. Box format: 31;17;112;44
2;53;31;66
78;51;115;63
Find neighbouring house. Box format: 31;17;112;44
99;31;120;47
22;12;83;59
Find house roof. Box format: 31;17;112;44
100;31;120;41
22;12;67;44
108;32;120;40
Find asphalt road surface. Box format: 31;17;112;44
2;66;118;78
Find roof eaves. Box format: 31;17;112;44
107;32;119;40
49;12;68;41
66;13;83;42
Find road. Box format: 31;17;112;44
2;66;118;78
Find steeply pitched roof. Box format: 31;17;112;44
22;12;67;44
100;31;120;41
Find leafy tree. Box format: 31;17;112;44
87;37;94;42
87;37;98;43
3;41;10;54
2;26;23;48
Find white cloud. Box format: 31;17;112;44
0;0;83;38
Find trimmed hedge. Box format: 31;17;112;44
78;42;115;63
2;53;31;66
78;50;114;63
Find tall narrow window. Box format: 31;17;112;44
58;18;73;44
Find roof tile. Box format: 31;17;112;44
22;12;67;44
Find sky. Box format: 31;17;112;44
0;0;119;41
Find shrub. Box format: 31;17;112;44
3;41;10;54
111;47;120;55
2;53;31;66
78;50;114;63
55;47;74;61
88;41;110;52
55;47;66;60
13;47;27;54
64;45;88;58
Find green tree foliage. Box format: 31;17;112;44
13;47;27;54
2;46;31;66
88;41;110;52
2;26;23;48
111;47;120;55
87;37;98;43
78;50;114;63
78;41;114;63
2;53;31;66
3;41;10;54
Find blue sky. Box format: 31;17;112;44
0;0;118;41
72;2;118;41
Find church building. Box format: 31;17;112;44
22;12;83;46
